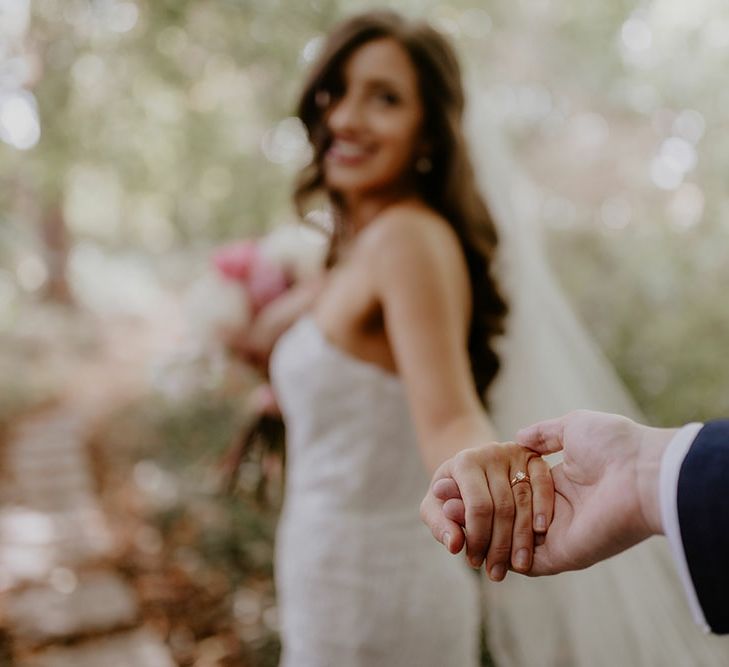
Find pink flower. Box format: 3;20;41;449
213;241;260;281
246;260;288;312
213;240;289;313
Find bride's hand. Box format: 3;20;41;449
226;307;282;371
420;443;554;580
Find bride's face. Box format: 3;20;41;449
323;37;425;199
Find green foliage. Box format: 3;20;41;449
18;0;351;249
132;394;242;465
550;219;729;425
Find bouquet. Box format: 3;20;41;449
152;222;326;398
185;222;326;356
151;222;326;498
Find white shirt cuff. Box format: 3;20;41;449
659;422;710;633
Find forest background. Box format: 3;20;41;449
1;1;727;665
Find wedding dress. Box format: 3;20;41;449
270;315;480;667
468;96;729;666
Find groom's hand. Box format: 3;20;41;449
516;410;676;575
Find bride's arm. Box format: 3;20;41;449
359;209;552;578
227;274;326;372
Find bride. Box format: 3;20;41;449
254;10;555;666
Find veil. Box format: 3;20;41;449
464;93;641;438
465;90;729;666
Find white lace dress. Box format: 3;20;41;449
270;315;480;667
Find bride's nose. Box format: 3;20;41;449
327;94;365;134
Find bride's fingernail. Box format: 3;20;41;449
515;548;529;570
535;514;547;532
443;532;452;551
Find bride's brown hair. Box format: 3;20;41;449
294;10;507;400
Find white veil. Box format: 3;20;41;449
464;93;641;439
465;91;729;666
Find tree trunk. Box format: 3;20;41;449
41;204;73;305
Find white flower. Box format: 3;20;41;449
184;270;251;345
259;222;327;282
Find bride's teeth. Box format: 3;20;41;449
335;141;366;157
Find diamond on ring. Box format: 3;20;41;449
510;470;530;487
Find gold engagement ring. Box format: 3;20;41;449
510;470;530;487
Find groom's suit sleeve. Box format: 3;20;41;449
661;421;729;635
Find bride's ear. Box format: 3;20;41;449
414;139;434;174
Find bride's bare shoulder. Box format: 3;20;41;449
356;202;462;267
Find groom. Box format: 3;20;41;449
420;409;729;634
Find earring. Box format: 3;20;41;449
415;156;432;173
314;89;331;109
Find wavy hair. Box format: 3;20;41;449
294;10;508;400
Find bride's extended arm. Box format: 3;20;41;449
362;209;553;578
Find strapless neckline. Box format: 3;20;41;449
294;314;402;388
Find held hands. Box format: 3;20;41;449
420;442;554;581
421;410;675;577
518;410;672;574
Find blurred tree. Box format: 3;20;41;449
22;0;330;253
0;0;725;421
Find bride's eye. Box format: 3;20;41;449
374;89;401;106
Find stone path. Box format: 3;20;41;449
0;317;179;666
0;408;176;666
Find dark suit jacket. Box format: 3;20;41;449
677;420;729;634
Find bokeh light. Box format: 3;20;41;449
261;116;312;167
0;90;40;150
